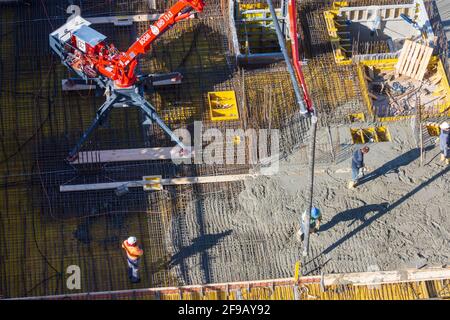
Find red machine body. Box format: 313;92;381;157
66;0;204;87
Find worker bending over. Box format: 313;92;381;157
122;236;144;283
439;122;450;165
296;207;322;242
349;146;370;189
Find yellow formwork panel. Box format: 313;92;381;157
375;126;391;142
333;1;349;10
348;113;365;123
435;59;450;113
362;128;378;142
351;128;365;144
351;127;391;144
208;91;239;121
239;3;268;10
324;11;339;37
324;2;352;64
426;124;440;136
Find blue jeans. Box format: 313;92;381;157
352;167;360;182
127;258;140;282
442;147;449;158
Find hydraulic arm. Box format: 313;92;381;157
49;0;205;160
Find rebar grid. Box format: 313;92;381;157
2;0;447;299
0;1;307;298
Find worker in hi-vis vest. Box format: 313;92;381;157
122;236;144;283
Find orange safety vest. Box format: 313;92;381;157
122;240;143;260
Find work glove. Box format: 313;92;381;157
357;167;365;178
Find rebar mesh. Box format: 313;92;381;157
0;0;448;299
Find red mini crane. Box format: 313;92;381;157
50;0;205;161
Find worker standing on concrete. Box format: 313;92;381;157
122;236;144;283
439;122;450;165
348;146;370;189
296;207;322;242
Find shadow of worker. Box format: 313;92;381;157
319;203;389;233
358;147;432;186
168;230;233;267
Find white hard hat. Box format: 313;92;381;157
127;236;137;245
440;122;450;130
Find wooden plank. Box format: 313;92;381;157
400;42;418;76
408;43;426;78
413;44;429;79
395;39;412;76
429;74;442;85
401;41;417;75
60;181;142;192
72;147;193;164
323;267;450;286
59;174;258;192
87;14;161;25
60;167;378;192
163;174;257;185
414;46;433;81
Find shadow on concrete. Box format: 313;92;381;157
168;230;233;269
319;203;389;233
358;146;433;186
320;165;450;256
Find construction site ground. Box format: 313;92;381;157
1;0;449;299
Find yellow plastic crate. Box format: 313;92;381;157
208;91;239;121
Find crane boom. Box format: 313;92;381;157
51;0;204;88
49;1;205;160
115;0;204;86
125;0;204;60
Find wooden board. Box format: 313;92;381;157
323;267;450;286
395;39;412;77
404;42;422;77
59;167;375;192
409;44;426;78
71;147;193;164
59;174;258;192
401;41;418;76
395;40;433;81
415;46;434;81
